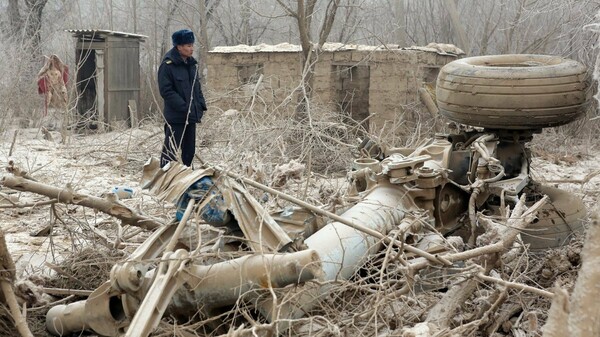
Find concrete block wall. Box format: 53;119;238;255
206;46;458;130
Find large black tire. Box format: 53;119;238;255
436;54;590;130
521;185;587;250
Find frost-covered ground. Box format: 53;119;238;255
0;125;164;274
2;123;599;337
1;125;598;276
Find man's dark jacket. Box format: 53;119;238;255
158;47;207;124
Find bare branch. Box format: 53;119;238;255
275;0;298;18
1;176;163;231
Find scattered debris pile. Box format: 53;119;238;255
0;54;596;337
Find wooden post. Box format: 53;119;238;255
96;50;106;132
128;99;138;127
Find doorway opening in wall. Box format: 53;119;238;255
332;64;370;133
75;48;101;131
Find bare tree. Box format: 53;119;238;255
6;0;23;38
393;0;406;46
24;0;48;53
174;0;220;83
4;0;48;54
474;1;502;55
160;0;182;57
206;0;275;46
276;0;340;62
197;0;210;79
275;0;341;108
132;0;137;33
443;0;469;52
334;0;363;44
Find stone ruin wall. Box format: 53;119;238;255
206;47;458;133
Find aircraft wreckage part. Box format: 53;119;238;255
46;301;88;336
1;230;34;337
110;224;179;293
169;249;321;315
45;250;320;336
520;185;586;250
124;201;197;337
221;178;293;252
436;54;590;130
125;249;190;337
222;170;414;251
175;177;231;225
256;182;414;325
141;158;216;203
352;158;382;173
304;181;410;280
46;282;128;336
142;159;292;253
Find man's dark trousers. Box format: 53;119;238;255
160;122;196;167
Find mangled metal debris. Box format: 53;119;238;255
43;124;585;335
141;159;293;252
0;54;591;336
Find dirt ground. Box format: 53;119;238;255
0;119;599;336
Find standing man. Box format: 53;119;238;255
158;29;207;167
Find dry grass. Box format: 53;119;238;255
44;246;125;291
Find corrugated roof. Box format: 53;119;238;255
66;29;147;41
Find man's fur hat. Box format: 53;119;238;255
172;29;195;46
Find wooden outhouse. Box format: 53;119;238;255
67;29;146;130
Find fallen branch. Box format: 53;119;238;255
44;262;87;289
5;161;37;181
0;195;57;209
418;87;439;118
86;224;123;250
0;230;16;281
542;169;600;185
1;176;162;230
447;290;508;336
476;271;554;299
423;195;547;330
210;322;276;337
29;295;75;311
0;282;34;337
484;302;522;336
